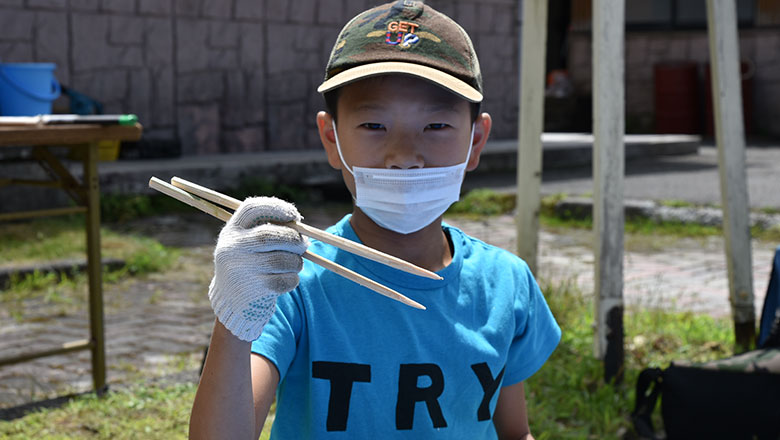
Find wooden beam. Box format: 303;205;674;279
592;0;625;382
706;0;755;352
32;146;86;205
0;206;87;221
515;0;548;273
0;123;142;146
0;339;92;368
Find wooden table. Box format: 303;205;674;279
0;123;143;395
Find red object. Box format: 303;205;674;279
704;61;753;137
654;62;700;134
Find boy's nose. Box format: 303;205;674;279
384;140;424;169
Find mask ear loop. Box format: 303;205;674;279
332;120;477;173
463;122;476;167
331;120;355;176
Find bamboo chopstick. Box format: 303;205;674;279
150;177;232;222
148;177;426;310
169;176;442;281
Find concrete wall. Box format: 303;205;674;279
567;29;780;137
0;0;522;155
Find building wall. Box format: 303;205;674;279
567;29;780;137
0;0;521;155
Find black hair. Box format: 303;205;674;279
323;89;481;123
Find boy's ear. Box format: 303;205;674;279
316;111;342;170
467;112;492;172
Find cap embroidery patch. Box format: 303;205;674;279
385;20;420;48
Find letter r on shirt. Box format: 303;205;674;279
396;363;447;430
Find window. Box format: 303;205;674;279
625;0;756;29
570;0;779;31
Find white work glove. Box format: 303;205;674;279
209;196;308;341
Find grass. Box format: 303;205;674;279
0;279;734;438
0;216;175;267
447;188;516;218
1;215;177;321
0;383;275;440
658;199;696;209
526;279;734;439
759;206;780;216
0;384;196;440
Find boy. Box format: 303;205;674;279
190;1;560;439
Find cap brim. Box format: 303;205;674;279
317;61;483;103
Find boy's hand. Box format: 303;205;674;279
208;196;308;341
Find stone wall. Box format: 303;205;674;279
567;29;780;137
0;0;522;155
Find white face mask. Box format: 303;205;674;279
332;120;475;235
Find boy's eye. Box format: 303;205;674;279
425;123;449;130
360;123;385;130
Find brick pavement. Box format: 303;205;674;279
446;215;774;318
1;211;777;412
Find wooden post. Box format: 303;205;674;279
706;0;755;352
592;0;625;383
515;0;548;273
84;143;107;394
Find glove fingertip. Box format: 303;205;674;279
233;196;301;228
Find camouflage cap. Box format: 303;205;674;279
317;0;483;103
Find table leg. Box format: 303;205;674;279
84;143;107;395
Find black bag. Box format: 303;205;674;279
758;246;780;348
632;350;780;439
632;246;780;439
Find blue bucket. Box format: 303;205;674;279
0;63;61;116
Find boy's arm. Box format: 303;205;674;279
493;381;535;440
251;351;280;436
189;196;303;439
189;320;279;440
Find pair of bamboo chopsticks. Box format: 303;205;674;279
148;176;434;310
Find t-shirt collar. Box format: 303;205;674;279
331;214;462;291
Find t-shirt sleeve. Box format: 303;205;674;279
503;264;561;385
250;290;303;379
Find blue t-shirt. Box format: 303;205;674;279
252;215;561;438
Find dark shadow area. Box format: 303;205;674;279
544;155;720;182
111;212;223;248
464;154;721;191
0;389;96;421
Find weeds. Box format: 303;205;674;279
0;384;196;439
447;188;515;218
526;279;734;438
1;218;177;322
